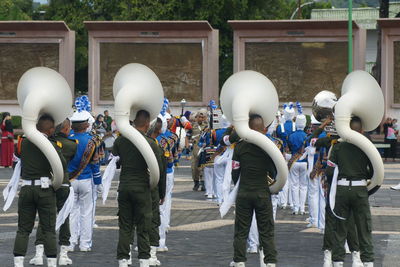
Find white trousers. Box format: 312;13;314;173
69;179;94;249
247;213;259;249
278;179;290;207
317;176;326;230
271;194;278;221
92;182;98;226
203;166;214;196
213;157;226;204
289;162;308;213
159;171;174;247
307;175;319;226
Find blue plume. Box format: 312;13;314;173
74;96;92;112
283;104;287;109
209;100;217;110
296;102;303;114
160;97;169;116
289;102;294;109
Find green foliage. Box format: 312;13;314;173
0;0;32;20
11;116;22;129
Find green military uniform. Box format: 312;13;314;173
13;138;66;257
34;133;77;247
113;133;163;260
190;121;208;186
104;115;113;132
313;130;360;253
326;141;373;263
231;140;277;264
149;140;167;247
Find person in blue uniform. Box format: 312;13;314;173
68;109;102;252
287;113;308;215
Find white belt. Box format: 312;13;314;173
337;179;367;186
61;184;69;187
21;179;52;186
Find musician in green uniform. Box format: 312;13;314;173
326;117;374;267
189;110;208;191
29;118;78;266
13;115;66;267
113;110;164;267
313;118;362;266
231;115;277;267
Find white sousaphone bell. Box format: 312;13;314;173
220;70;288;193
335;70;385;191
17;67;73;190
113;63;164;189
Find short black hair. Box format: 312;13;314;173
37;114;55;133
55;118;70;134
249;114;264;131
350;116;363;132
134;110;150;127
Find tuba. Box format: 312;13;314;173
17;67;73;190
334;70;384;191
220;70;288;194
113;63;164;189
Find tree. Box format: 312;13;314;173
0;0;32;20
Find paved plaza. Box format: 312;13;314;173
1;160;400;266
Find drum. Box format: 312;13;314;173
103;136;115;150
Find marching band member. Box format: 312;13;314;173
113;110;164;267
276;103;296;210
231;115;277;267
287;103;308;215
13;115;66;267
29;119;77;266
68;97;102;252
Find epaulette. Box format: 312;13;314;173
56;141;63;148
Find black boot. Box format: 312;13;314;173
192;181;200;191
200;181;206;191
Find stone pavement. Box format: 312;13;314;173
1;160;400;266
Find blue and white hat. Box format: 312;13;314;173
70;96;94;123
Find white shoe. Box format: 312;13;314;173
149;246;161;266
206;194;213;199
79;247;91;252
14;256;24;267
233;262;245;267
363;263;374;267
59;245;72;265
306;223;317;228
352;251;363;267
391;183;400;190
266;264;276;267
323;250;333;267
156;246;168;252
47;258;57;267
139;259;150;267
29;244;44;265
333;262;344;267
247;246;258;254
119;259;129;267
